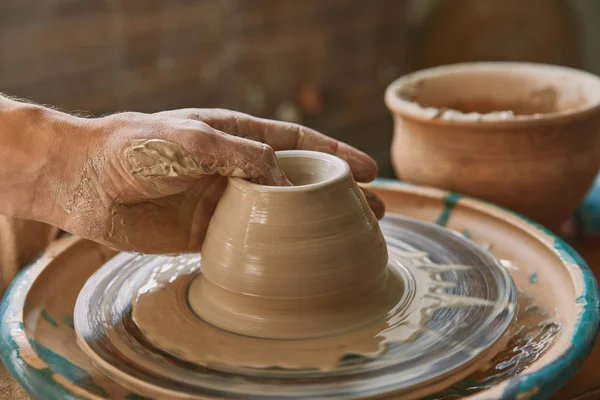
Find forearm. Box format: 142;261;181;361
0;95;83;223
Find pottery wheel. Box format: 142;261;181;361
74;214;516;399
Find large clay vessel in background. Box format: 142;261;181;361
190;150;389;339
385;62;600;231
415;0;580;69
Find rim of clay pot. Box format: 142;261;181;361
232;150;350;191
385;62;600;128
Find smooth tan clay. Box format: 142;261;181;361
189;151;390;339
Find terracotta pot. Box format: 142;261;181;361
189;150;389;339
385;62;600;231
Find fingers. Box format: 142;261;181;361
360;187;385;220
170;124;292;187
207;133;293;186
121;116;292;188
159;109;379;183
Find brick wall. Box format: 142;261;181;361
0;0;410;176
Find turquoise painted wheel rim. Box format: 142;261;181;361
1;178;599;400
0;263;84;400
371;178;600;399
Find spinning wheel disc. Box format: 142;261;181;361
74;214;516;399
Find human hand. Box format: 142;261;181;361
52;109;384;253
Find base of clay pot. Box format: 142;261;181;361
188;270;403;340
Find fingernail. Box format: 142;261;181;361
353;156;378;182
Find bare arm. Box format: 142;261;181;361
0;97;383;253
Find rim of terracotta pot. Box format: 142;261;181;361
385;62;600;128
231;150;350;192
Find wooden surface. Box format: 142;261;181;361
0;364;29;400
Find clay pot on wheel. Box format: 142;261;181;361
385;62;600;231
190;150;389;339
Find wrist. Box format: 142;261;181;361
0;99;90;224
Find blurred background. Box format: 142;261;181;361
2;0;599;177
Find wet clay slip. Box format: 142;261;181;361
385;62;600;230
1;179;598;399
75;219;515;399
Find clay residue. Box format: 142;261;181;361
123;139;246;180
122;138;291;189
395;79;559;122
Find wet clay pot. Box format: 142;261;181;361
385;62;600;231
189;150;389;339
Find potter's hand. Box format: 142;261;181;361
50;109;384;253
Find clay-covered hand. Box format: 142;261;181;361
55;109;384;253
